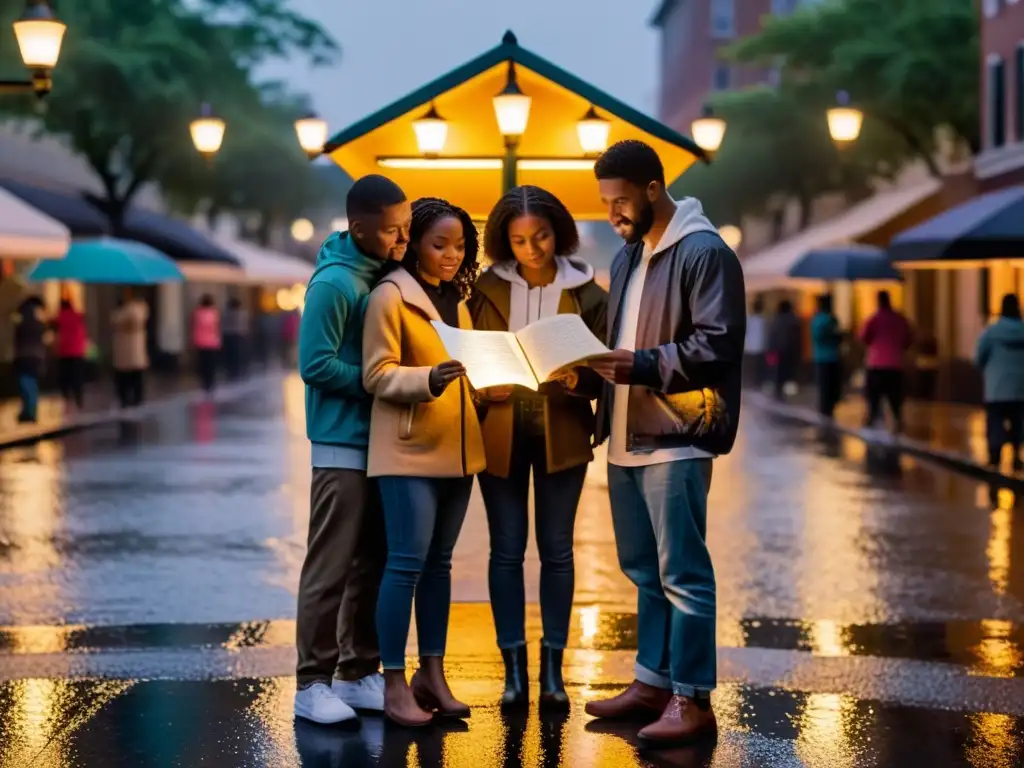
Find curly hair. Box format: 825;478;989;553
593;139;665;187
403;196;480;300
483;185;579;264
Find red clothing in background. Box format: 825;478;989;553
861;308;913;370
55;307;87;358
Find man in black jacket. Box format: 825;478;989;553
585;140;746;747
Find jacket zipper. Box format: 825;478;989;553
459;381;467;476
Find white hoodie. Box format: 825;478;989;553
608;197;719;468
489;255;595;333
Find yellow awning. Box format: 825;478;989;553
326;31;706;221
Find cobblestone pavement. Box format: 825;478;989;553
0;374;1021;767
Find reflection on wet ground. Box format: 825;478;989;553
0;375;1023;765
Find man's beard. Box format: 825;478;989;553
621;199;655;244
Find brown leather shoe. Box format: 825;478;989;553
584;680;672;721
637;695;717;748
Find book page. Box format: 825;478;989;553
430;321;539;390
514;314;610;383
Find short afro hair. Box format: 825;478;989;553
346;174;407;220
483;185;579;264
594;140;665;188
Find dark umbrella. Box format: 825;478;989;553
788;244;902;281
888;185;1024;264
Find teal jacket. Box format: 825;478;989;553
299;232;388;447
975;316;1024;403
809;311;842;363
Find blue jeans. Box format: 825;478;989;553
376;476;473;670
607;459;715;698
17;373;39;422
479;434;587;650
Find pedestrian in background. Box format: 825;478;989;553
54;297;87;410
281;308;300;367
767;299;802;400
810;293;843;418
111;291;150;408
192;294;221;393
222;296;250;380
861;290;913;433
362;197;483;728
471;185;608;711
975;293;1024;471
12;295;46;423
744;297;768;391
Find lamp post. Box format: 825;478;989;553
691;105;726;155
0;0;66;98
493;60;532;193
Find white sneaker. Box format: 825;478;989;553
294;682;358;725
332;672;385;711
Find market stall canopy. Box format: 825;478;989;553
889;185;1024;268
27;238;183;284
0;180;110;237
210;235;313;285
0;184;69;260
788;245;901;282
742;178;940;291
324;30;707;220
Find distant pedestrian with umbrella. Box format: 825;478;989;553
12;295;46;423
810;294;843;417
975;293;1024;471
860;290;913;433
767;299;802;400
111;290;150;408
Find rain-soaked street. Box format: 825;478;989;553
0;372;1021;767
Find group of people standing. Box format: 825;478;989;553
294;139;747;750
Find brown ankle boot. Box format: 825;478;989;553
411;658;471;719
637;695;717;747
382;670;433;728
583;680;671;721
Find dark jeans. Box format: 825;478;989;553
296;468;386;687
58;356;85;408
197;349;219;392
985;401;1024;467
774;355;799;400
815;361;843;418
744;352;767;389
376;475;473;670
608;459;715;698
14;359;39;422
223;334;247;380
479;433;588;651
865;368;905;428
115;369;145;408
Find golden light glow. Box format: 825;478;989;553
691;115;726;152
190;116;225;156
987;497;1013;596
378;157;502;170
578;605;600;647
290;218;314;242
276;287;296;311
719;224;743;249
577;106;610;154
14;18;65;69
519;159;594;171
827;107;863;143
294;115;328;156
971;619;1022;678
412;104;448;155
329;217;348;232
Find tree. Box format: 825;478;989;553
727;0;979;177
0;0;337;231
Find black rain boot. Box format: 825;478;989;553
539;645;569;711
500;646;529;709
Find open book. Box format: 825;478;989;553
431;314;609;391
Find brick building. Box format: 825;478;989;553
974;0;1024;190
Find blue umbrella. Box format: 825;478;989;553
27;238;184;284
788;244;902;282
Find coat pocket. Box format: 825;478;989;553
659;388;728;439
398;403;416;440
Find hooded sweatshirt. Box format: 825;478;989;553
489;255;596;332
299;231;389;469
608;197;719;468
976;316;1024;403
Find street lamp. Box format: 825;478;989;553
719;224;743;250
290;218;314;242
1;0;66;98
826;91;863;144
295;113;328;159
189;103;226;160
493;60;532;193
691;105;726;155
577;105;610;155
412;103;448;155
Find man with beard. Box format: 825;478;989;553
295;175;411;724
583;141;746;747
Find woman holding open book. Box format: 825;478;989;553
470;185;608;710
362;196;485;727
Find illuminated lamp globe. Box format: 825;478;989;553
691;105;726;154
827;91;863;143
412;103;448;155
493;62;531;138
295;114;328;158
577;106;611;155
14;1;65;70
190;104;225;156
291;218;314;242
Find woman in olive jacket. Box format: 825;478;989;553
469;185;608;711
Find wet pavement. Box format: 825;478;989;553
0;373;1022;766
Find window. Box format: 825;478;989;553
989;56;1006;148
984;0;1001;17
713;63;732;91
711;0;735;38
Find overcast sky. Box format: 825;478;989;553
259;0;664;136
